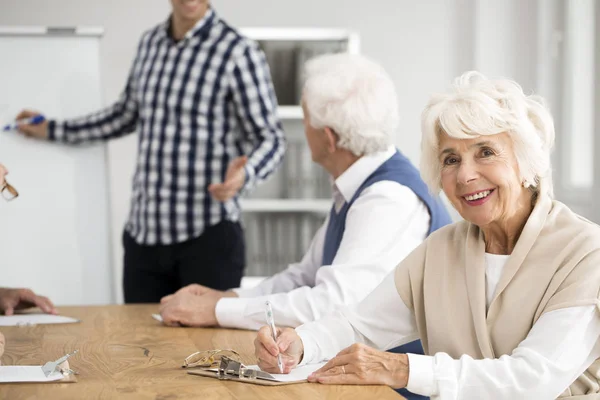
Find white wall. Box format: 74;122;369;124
0;0;546;301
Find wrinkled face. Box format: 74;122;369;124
302;101;329;164
439;132;528;227
170;0;209;22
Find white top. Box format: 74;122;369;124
297;253;600;399
215;146;431;330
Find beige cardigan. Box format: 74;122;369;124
395;195;600;398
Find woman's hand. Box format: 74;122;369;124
254;326;304;374
308;343;410;389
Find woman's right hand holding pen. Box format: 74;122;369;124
255;326;304;374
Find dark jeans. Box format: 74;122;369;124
389;340;430;400
122;220;245;303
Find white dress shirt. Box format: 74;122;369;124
297;253;600;399
215;146;431;330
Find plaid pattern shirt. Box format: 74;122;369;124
49;9;286;245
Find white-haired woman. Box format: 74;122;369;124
253;72;600;399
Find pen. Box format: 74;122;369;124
2;115;46;131
264;300;284;373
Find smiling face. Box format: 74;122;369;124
439;132;531;228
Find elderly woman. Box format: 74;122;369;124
0;163;57;360
254;72;600;399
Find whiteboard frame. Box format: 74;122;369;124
0;26;104;37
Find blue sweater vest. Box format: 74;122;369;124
322;150;451;265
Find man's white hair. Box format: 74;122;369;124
302;53;399;156
420;71;555;197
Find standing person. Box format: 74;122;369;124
15;0;286;303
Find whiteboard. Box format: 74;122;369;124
0;27;113;305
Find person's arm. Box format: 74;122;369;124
229;41;286;194
216;183;429;330
253;241;428;375
403;305;600;399
295;271;419;365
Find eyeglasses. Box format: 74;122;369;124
1;180;18;201
182;349;242;369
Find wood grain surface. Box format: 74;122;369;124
0;305;402;399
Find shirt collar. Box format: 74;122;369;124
333;145;397;203
161;8;216;42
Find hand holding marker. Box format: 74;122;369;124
3;115;46;131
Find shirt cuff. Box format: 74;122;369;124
406;353;436;396
215;297;248;329
240;163;257;195
296;328;319;366
48;120;64;141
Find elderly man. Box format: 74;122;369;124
159;51;451;352
0;163;57;360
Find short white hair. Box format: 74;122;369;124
302;53;399;156
420;71;555;197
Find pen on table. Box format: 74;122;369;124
265;300;284;373
2;115;46;131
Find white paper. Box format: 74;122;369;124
0;314;79;327
247;362;326;382
152;313;163;323
0;366;64;383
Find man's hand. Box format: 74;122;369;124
159;287;237;327
208;156;247;202
15;110;49;139
0;288;57;316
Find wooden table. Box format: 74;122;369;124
1;305;402;399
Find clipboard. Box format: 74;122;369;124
187;356;308;386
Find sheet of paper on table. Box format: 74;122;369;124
0;314;79;327
245;362;327;383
